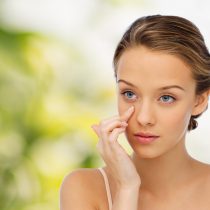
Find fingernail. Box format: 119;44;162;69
128;106;134;111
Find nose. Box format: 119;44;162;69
135;101;155;126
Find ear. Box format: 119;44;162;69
192;90;209;116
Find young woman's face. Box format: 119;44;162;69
116;46;198;158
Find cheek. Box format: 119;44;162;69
162;107;192;131
117;97;130;116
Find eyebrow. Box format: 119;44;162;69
117;79;186;91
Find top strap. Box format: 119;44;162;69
98;168;113;210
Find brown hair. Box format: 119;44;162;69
113;15;210;131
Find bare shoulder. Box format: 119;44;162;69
60;168;106;210
61;168;100;191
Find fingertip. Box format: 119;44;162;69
125;106;135;115
121;106;135;121
128;106;135;112
127;106;135;116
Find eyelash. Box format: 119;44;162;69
121;90;137;101
120;90;176;104
159;95;176;104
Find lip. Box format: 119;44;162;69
134;132;159;144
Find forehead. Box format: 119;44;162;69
117;46;195;89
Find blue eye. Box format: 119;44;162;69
159;95;175;103
122;91;137;100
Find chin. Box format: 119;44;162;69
133;150;160;159
129;144;161;159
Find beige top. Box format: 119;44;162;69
98;168;113;210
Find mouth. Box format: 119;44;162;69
133;132;159;144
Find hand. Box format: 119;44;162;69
92;106;141;189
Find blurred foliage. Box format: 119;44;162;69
0;27;114;210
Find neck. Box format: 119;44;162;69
132;140;195;196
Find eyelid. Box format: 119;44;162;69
119;87;135;93
160;93;176;98
121;90;136;95
159;91;177;98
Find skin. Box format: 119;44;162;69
117;46;198;159
60;46;210;210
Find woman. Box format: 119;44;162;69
60;15;210;210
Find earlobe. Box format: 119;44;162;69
192;91;209;116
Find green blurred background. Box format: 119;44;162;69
0;0;209;209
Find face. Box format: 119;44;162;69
116;46;198;159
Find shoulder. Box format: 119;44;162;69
60;168;105;210
62;168;100;185
60;168;101;197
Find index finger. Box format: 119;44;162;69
120;106;134;122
